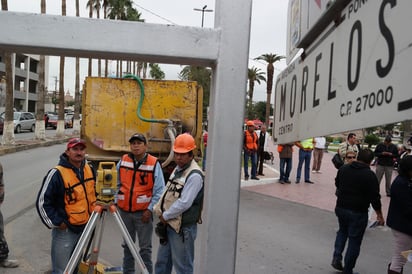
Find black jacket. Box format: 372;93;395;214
335;161;381;213
374;142;399;166
387;175;412;236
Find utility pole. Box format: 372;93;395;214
193;5;213;27
53;76;58;113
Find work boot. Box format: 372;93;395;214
0;259;19;268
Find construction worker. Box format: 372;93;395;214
117;133;165;274
36;138;97;273
0;163;19;268
243;120;259;180
154;133;204;274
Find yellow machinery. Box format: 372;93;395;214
81;76;203;175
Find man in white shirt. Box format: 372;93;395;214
312;136;326;173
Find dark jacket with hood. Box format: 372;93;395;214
335;161;381;213
36;153;96;234
387;175;412;236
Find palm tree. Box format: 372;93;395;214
56;0;67;137
87;0;102;76
107;0;133;20
247;66;266;119
1;0;15;145
254;53;285;126
35;0;47;140
102;0;110;76
149;63;165;80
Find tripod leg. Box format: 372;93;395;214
109;204;149;274
86;210;106;274
64;209;100;274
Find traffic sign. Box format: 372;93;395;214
274;0;412;143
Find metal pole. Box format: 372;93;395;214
194;5;213;28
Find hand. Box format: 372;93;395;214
141;209;152;223
58;222;68;230
159;214;167;224
376;214;385;226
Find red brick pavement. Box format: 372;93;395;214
241;140;392;218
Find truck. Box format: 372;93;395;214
80;75;203;178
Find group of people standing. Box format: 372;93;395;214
243;120;269;180
331;133;412;274
36;133;204;274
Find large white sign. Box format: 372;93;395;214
274;0;412;143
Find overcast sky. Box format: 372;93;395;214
8;0;288;102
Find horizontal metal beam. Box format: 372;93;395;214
0;11;221;66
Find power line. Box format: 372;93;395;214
133;3;178;25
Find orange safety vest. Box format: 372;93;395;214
55;165;96;226
244;130;258;151
117;154;157;212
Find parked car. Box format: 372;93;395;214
47;114;72;129
0;112;35;133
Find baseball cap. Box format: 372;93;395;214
67;138;86;149
128;133;147;144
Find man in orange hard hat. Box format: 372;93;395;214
154;133;204;274
243;120;259;180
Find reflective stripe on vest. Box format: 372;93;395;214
55;165;96;226
118;154;157;212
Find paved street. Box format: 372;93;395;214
0;137;409;273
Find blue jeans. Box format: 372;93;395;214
120;209;153;274
243;150;257;178
279;158;292;181
333;207;368;274
155;224;197;274
296;149;312;181
51;228;81;274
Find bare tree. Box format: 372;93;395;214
56;0;67;137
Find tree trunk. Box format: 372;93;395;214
73;0;81;135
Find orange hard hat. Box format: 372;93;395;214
246;120;255;127
173;133;196;153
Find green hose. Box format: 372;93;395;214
123;74;170;124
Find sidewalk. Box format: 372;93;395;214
240;138;391;216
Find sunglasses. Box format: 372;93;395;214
346;156;356;159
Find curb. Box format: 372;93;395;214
0;136;74;156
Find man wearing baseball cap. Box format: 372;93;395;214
36;138;97;273
117;133;165;274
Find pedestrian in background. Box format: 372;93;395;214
117;133;165;274
331;149;384;274
277;143;293;184
295;138;314;184
344;151;357;165
154;134;204;274
374;135;398;197
243;121;259;180
0;163;19;268
36;138;97;273
386;155;412;274
338;133;359;160
312;136;326;173
257;125;269;176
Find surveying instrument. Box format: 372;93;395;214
64;162;149;274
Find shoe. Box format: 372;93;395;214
316;170;322;173
331;258;343;271
311;170;316;173
305;180;314;184
295;180;300;184
258;173;265;176
245;175;249;181
0;259;19;268
278;179;284;184
251;177;260;180
284;180;291;184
